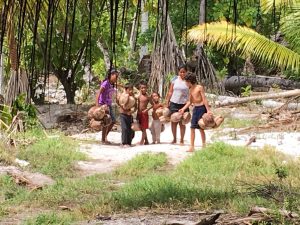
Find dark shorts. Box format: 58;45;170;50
169;102;189;115
191;105;207;129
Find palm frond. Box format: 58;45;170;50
260;0;300;13
187;21;300;72
281;11;300;54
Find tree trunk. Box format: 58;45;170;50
216;89;300;107
148;0;185;97
129;12;138;51
97;39;111;71
139;0;149;61
56;70;76;104
194;0;224;94
0;53;3;95
224;75;300;94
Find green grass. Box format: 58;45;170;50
23;212;73;225
113;143;300;213
0;143;15;165
222;118;261;129
17;136;87;179
114;152;168;178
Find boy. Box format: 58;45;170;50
137;82;152;145
179;72;211;152
118;84;136;147
150;92;163;144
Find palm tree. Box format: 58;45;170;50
187;0;300;74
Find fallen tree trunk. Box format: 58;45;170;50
224;75;300;94
216;89;300;107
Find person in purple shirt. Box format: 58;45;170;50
96;69;119;144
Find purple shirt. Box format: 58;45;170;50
98;80;116;106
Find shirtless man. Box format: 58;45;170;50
179;72;211;152
137;82;152;145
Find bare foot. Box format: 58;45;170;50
180;141;184;146
157;141;161;144
186;146;195;152
145;141;149;145
152;142;156;144
102;140;112;145
170;139;176;144
121;144;130;148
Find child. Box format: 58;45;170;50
137;82;152;145
150;92;164;144
179;72;211;152
118;84;136;147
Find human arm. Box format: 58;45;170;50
178;93;192;114
199;86;211;114
95;86;105;106
165;82;174;107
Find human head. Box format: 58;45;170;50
184;72;197;88
178;64;187;79
124;83;134;96
139;81;147;95
107;69;119;84
151;92;160;103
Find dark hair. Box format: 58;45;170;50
139;81;147;87
151;91;160;98
178;64;187;71
124;83;134;90
184;72;197;85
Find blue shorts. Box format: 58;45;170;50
191;105;207;129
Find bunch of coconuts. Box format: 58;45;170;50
156;108;191;125
198;113;224;129
88;105;112;131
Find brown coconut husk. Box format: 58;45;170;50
170;112;183;123
159;116;170;124
90;119;102;131
93;107;106;121
131;122;141;131
162;108;170;117
182;112;191;125
88;106;98;119
202;113;215;128
156;107;164;117
213;116;224;128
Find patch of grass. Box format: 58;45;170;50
23;212;73;225
113;142;300;213
114;152;168;178
222;118;261;129
17;136;87;179
0;143;15;165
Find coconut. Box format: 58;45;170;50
93;107;105;121
159;116;170;124
161;123;165;132
88;106;98;119
131;122;141;131
170;112;183;123
202;113;215;128
198;118;207;129
182;112;191;125
90;119;102;131
156;107;164;117
213;116;224;128
125;96;136;109
162;108;170;117
118;93;129;108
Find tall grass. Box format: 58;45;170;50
17;136;86;179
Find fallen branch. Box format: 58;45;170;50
216;89;300;107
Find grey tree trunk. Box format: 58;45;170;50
97;39;111;71
139;0;149;62
199;0;205;25
0;54;4;95
129;12;138;51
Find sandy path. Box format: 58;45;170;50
73;123;300;175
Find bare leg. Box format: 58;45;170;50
179;122;186;145
101;126;107;143
144;131;149;145
187;128;195;152
200;129;206;147
171;122;178;144
105;123;114;142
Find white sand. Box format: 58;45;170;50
73;123;300;175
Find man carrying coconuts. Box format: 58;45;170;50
179;72;212;152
